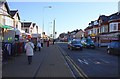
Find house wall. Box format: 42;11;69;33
75;31;84;39
29;24;33;34
119;22;120;30
0;3;12;26
13;12;21;31
0;27;2;43
32;25;38;34
5;16;13;26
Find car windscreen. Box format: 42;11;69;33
72;41;81;44
87;39;94;44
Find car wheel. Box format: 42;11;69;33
70;47;73;50
68;46;70;49
92;46;95;49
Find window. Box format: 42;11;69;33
101;26;104;33
104;26;108;32
113;24;117;30
110;23;118;32
25;29;28;33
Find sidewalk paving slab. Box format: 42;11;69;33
2;44;74;78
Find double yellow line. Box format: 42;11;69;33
57;44;89;79
66;56;89;79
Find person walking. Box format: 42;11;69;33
46;39;50;47
37;41;41;51
25;39;34;65
41;38;44;47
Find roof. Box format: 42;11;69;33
21;22;32;27
33;23;36;27
99;15;109;22
10;10;20;20
0;2;10;14
109;12;120;21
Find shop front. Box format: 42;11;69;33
90;33;96;42
98;32;120;46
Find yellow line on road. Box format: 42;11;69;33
66;56;89;79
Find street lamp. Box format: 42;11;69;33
53;18;56;40
42;6;52;38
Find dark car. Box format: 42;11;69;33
107;41;120;55
68;40;83;50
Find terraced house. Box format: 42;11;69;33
84;11;120;47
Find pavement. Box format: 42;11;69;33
2;43;74;78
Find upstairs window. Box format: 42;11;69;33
110;23;118;32
25;29;28;33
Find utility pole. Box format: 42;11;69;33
53;19;55;40
53;19;55;44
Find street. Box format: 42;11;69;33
1;1;120;79
57;42;119;78
2;42;119;79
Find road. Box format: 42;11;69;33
57;42;119;79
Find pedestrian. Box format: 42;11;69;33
46;39;49;47
34;43;37;52
41;38;44;47
24;39;34;65
53;39;55;45
37;41;41;51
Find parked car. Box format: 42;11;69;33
86;39;95;49
107;41;120;55
68;40;83;50
81;37;95;49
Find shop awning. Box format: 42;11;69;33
0;24;13;29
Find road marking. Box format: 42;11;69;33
66;56;89;79
78;59;89;65
87;58;109;65
100;59;109;64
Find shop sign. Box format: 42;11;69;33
99;32;120;40
90;33;96;37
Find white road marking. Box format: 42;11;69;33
100;59;109;64
78;59;89;65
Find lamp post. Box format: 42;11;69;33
42;6;52;39
53;19;55;40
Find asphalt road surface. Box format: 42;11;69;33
57;42;119;79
